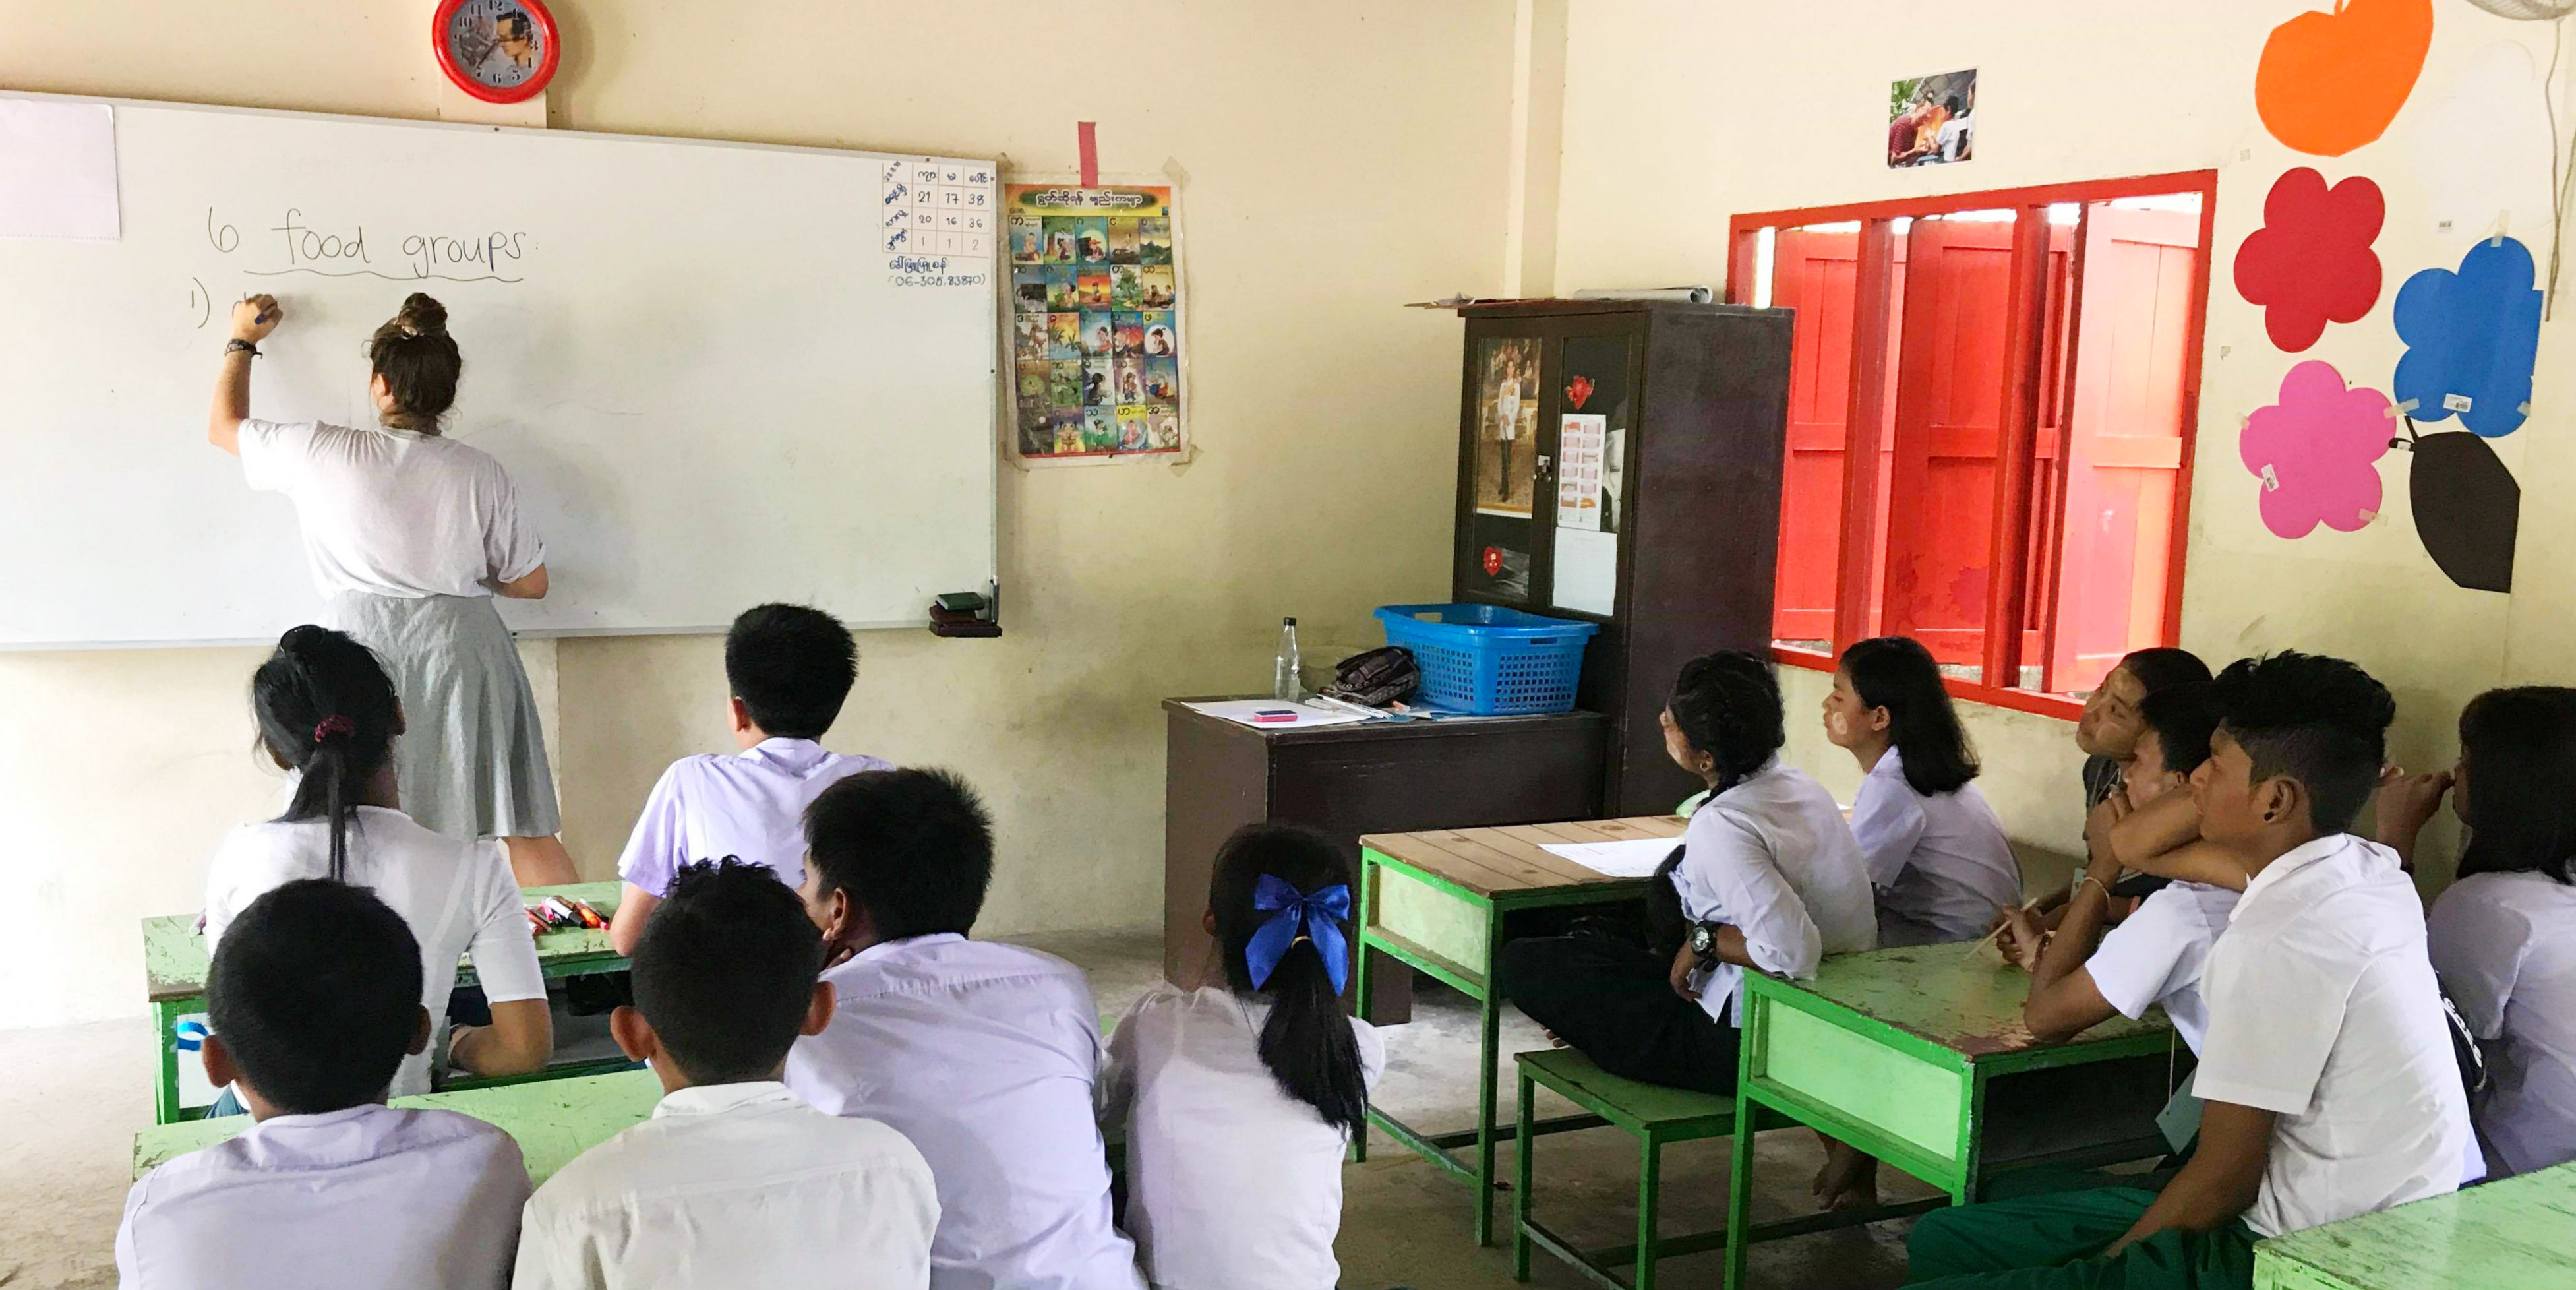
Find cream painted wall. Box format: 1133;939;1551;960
0;0;1520;1028
1553;1;2576;880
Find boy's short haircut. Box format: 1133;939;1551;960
802;768;994;941
630;860;826;1084
2138;683;2221;778
208;879;425;1114
2211;651;2395;834
725;603;858;740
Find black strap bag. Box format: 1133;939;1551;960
1322;646;1420;707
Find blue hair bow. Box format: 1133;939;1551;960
1245;875;1352;995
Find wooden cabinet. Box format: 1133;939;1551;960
1450;301;1793;816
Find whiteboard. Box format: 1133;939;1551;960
0;92;1000;647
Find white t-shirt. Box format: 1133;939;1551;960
2083;880;2239;1054
1849;750;2023;945
239;419;545;600
615;738;894;896
2196;834;2472;1238
2428;869;2576;1179
1101;985;1385;1290
204;807;547;1097
1667;760;1878;1024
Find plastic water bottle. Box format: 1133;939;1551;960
1273;617;1303;701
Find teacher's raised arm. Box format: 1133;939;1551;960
212;291;576;887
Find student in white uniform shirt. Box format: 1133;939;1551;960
1102;824;1385;1290
2376;686;2576;1180
1826;636;2023;948
783;768;1143;1290
120;881;530;1290
202;627;550;1107
517;861;938;1289
609;604;894;956
1906;652;2472;1290
1501;652;1877;1094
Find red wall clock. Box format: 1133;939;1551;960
433;0;560;105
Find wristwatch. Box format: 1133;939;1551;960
224;338;261;357
1689;921;1722;962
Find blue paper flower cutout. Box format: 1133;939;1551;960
2393;237;2544;438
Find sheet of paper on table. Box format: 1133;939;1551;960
1540;836;1683;878
1181;699;1372;730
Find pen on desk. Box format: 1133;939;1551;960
1971;893;2049;956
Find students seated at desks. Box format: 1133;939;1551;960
783;768;1143;1290
1905;652;2473;1290
2377;687;2576;1181
609;603;892;956
1997;685;2231;1053
516;861;938;1289
121;881;531;1290
2074;649;2215;813
1827;637;2022;947
204;627;550;1105
1101;824;1385;1290
1500;651;1876;1095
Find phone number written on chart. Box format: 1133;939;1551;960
887;255;989;289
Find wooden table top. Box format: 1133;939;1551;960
144;880;626;1002
2254;1159;2576;1290
1762;941;2171;1059
1358;816;1686;897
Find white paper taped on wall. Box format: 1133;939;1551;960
0;100;119;241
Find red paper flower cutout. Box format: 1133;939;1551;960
2234;168;2385;353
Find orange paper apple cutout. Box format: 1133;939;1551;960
2256;0;2434;158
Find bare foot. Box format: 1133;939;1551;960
1813;1140;1881;1211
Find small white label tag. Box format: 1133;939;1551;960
2445;393;2474;412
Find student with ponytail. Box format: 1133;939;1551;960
202;625;551;1105
1102;824;1386;1290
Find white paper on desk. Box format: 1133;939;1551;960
1182;700;1371;730
1540;836;1683;878
0;100;119;240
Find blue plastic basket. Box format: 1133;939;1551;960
1373;603;1600;716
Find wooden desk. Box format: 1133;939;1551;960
1354;814;1684;1246
1162;697;1609;1018
134;1068;663;1188
2252;1160;2576;1290
145;880;632;1124
1723;942;2180;1290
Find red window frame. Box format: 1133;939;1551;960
1729;171;2218;722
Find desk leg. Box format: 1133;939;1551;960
1723;1043;1759;1290
154;998;183;1126
1475;973;1502;1247
1352;860;1377;1165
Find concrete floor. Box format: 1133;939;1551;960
1;929;1928;1290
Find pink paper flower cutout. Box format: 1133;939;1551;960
2234;168;2385;352
2241;361;2392;539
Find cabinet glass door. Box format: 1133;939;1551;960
1462;333;1547;603
1551;333;1638;617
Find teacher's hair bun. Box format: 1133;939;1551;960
394;293;448;338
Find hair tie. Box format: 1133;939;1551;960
313;714;357;743
1244;876;1352;994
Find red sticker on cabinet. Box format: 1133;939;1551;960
1565;375;1594;410
1482;547;1504;576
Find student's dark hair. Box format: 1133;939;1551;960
253;626;401;883
365;293;460;433
2210;652;2395;835
725;603;858;740
1841;636;1979;794
2137;684;2219;778
631;860;826;1082
2455;687;2576;885
208;879;423;1114
2117;647;2214;702
1211;824;1366;1136
802;768;993;940
1667;651;1786;791
1944;94;1965;115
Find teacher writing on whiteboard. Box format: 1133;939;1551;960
208;292;578;886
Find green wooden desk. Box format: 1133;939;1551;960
2252;1160;2576;1290
1354;814;1685;1247
146;880;631;1124
133;1067;663;1188
1723;942;2180;1290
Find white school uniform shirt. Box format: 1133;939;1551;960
1849;750;2023;946
1100;985;1385;1290
238;418;544;599
1667;760;1878;1024
783;934;1143;1290
203;807;546;1097
616;738;893;895
117;1104;528;1290
2428;869;2576;1179
2083;880;2240;1054
2196;834;2472;1238
514;1081;940;1290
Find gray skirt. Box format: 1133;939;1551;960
324;592;562;840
